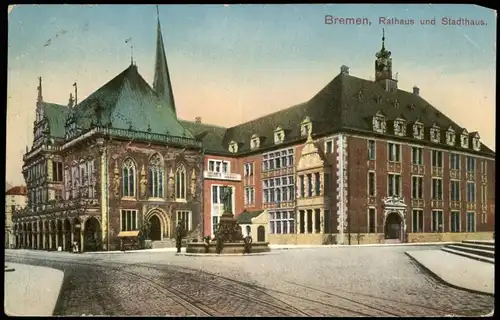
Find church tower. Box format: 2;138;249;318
374;29;398;92
153;6;177;116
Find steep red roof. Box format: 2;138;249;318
6;186;27;196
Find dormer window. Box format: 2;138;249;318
372;111;386;134
460;129;469;148
393;118;407;136
446;127;456;146
229;141;238;153
413;121;424;139
300;117;312;137
274;127;285;144
472;132;480;151
250;134;260;150
430;124;440;143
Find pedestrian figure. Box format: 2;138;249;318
175;221;184;253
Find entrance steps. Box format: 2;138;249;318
441;240;495;264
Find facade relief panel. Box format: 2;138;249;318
431;167;443;177
387;161;401;173
431;200;443;209
411;199;424;208
411;165;425;175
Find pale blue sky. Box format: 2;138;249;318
7;4;496;185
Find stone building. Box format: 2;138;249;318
185;34;495;245
12;15;204;252
5;186;28;248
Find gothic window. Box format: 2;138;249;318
394;118;406;136
472;133;481;151
413;121;424;139
446;127;456;146
372;112;386;134
430;124;441;143
250;134;260;150
122;158;136;197
148;153;164;198
229;141;238;153
274;127;285;144
300;117;312;137
175;164;186;200
461;130;469;148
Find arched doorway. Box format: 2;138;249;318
84;217;102;252
149;215;162;241
257;226;265;242
384;212;403;241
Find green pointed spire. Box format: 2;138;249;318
153;5;177;116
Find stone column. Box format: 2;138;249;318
296;176;302;199
320;209;325;234
62;230;67;251
42;222;46;250
311;173;317;197
311;209;316;234
55;224;59;250
319;172;325;196
31;230;35;249
304;210;309;234
80;229;85;253
70;227;75;248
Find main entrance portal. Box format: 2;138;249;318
149;215;162;241
384;212;402;241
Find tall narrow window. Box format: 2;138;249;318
466;156;476;173
466;182;475;202
412;176;423;199
388;174;401;196
122;158;136;197
368;140;376;160
450;153;460;170
411;147;423;165
481;160;487;175
388;143;401;162
299;175;305;198
466;212;475;232
431;210;443;232
314;172;320;196
148;153;164;198
450;211;460;232
368;172;375;197
307;174;313;197
175;165;186;200
326;140;333;154
368;208;376;233
431;178;443;200
412;210;423;233
481;184;487;204
450;180;460;201
431;150;443;168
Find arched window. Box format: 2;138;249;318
175;164;186;200
148;153;164;198
122;158;136;197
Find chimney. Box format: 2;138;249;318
413;86;420;95
195;117;201;124
340;65;350;75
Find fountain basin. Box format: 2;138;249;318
186;241;270;254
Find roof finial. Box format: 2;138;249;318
37;76;43;103
73;82;78;106
68;92;74;108
381;28;385;51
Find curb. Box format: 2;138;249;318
176;251;281;257
404;252;494;297
269;242;454;250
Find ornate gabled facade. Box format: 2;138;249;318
12;11;204;252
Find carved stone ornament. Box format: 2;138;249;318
168;168;175;199
140;164;147;198
113;160;120;197
190;169;196;198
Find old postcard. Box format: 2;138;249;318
5;4;495;317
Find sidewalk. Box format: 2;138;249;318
4;263;65;316
405;250;494;295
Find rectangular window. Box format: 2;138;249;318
431;210;444;232
481;160;487;175
263;176;294;204
388;174;401;197
307;174;313;197
388;143;401;162
466;157;476;173
450;180;460;201
176;210;192;232
368;172;375;197
466;212;475;232
212;185;219;204
244;162;254;177
54;161;64;182
269;211;295;234
412;210;424;233
208;160;230;173
326;140;333;154
450;153;460;170
120;209;138;231
411;147;424;165
299;175;305;197
368;208;376;233
314;172;320;196
466;182;475;202
412;176;423;199
481;184;487;204
262;148;294;172
450;211;460;232
431;178;443;200
368;140;376;160
431;150;443;168
244;187;255;205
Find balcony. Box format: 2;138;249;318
203;171;242;181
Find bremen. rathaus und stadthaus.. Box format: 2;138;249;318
12;14;495;252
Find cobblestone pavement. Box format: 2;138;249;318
5;246;494;316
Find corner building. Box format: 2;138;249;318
185;35;495;245
12;16;204;252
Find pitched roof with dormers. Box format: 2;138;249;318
182;71;494;157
